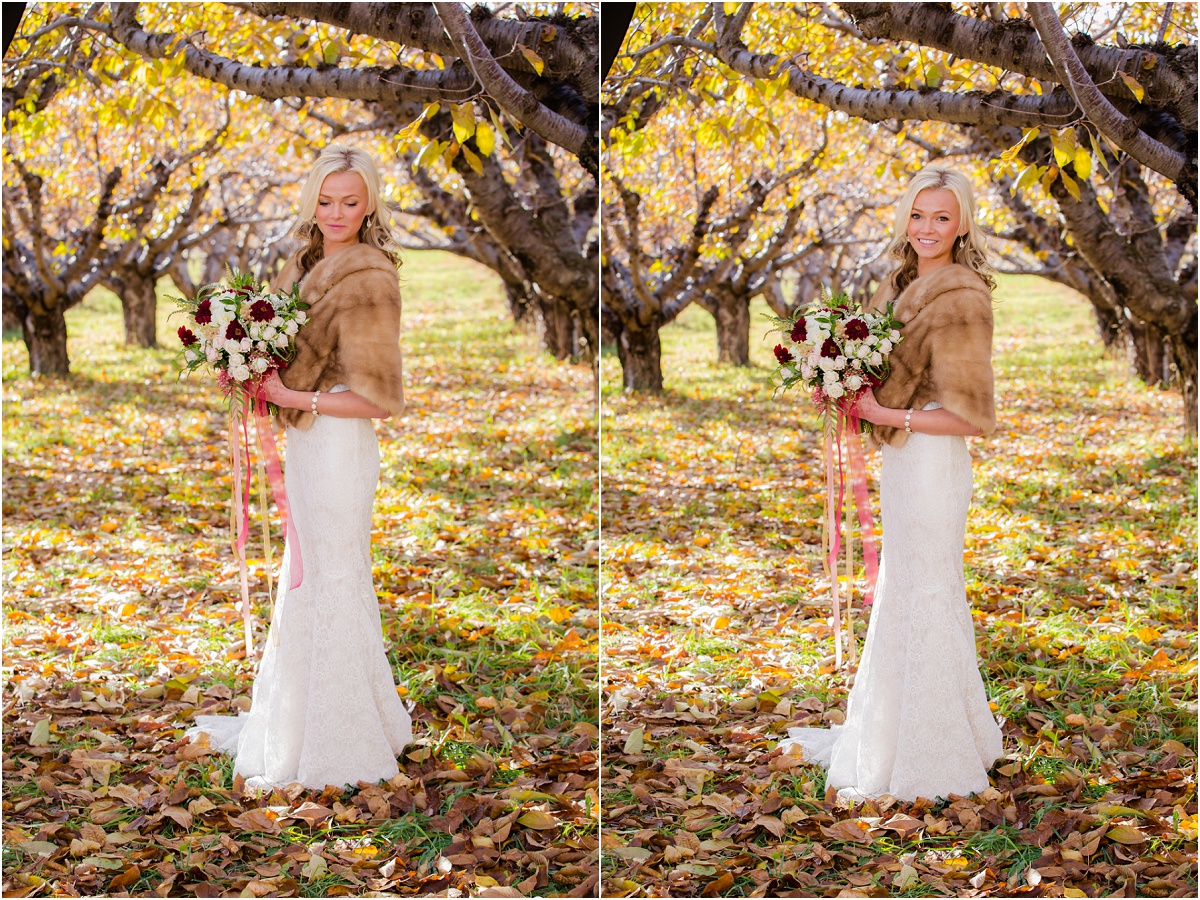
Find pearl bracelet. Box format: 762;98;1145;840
311;390;321;417
904;407;914;434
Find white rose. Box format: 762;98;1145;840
858;343;872;358
257;341;268;352
845;374;863;391
286;321;299;336
801;364;814;380
295;311;308;324
274;333;290;348
880;339;893;353
230;364;251;382
271;316;283;327
264;326;277;340
869;351;883;366
184;349;197;363
240;338;252;351
834;356;846;370
890;329;900;341
823;371;839;386
227;352;244;367
206;346;219;362
251;356;270;373
826;382;845;399
818;357;835;371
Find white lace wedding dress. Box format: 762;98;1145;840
187;386;412;790
781;403;1003;802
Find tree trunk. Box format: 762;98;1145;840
23;301;71;375
617;320;663;391
122;275;159;348
536;294;581;361
1168;330;1198;436
714;293;750;366
1124;316;1173;387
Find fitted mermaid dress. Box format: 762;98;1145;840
780;404;1003;801
187;386;412;790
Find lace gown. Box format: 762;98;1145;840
781;404;1003;802
188;387;412;790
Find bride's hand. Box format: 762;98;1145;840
256;370;292;406
850;387;886;424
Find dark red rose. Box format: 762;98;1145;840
225;320;247;341
820;337;840;358
194;298;212;325
250;299;274;322
178;326;198;346
866;372;883;388
790;318;807;343
844;317;869;340
773;344;795;365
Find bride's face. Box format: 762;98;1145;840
907;188;963;271
315;171;370;252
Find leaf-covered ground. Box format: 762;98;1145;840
599;276;1197;898
2;251;599;898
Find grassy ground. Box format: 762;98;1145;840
2;251;599;897
599;276;1196;897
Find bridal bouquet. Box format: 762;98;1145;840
173;268;308;653
175;268;308;396
767;287;903;421
765;287;904;669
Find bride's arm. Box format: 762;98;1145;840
852;388;982;437
256;371;391;419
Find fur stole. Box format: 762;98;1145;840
865;264;996;449
270;244;404;430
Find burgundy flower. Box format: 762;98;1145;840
844;317;869;340
178;326;198;346
225;320;247;342
790;318;807;343
866;372;883;388
249;299;275;322
773;344;795;365
194;298;212;325
820;337;840;358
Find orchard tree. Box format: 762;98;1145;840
606;2;1196;430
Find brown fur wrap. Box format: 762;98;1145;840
865;264;996;449
270;244;404;430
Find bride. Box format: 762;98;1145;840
781;165;1004;802
187;145;413;791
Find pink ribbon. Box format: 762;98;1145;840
819;397;882;669
227;379;304;655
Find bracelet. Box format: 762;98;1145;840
311;390;321;417
904;408;914;434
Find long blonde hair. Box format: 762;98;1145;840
291;144;402;275
885;164;995;293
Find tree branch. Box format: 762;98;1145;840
1028;2;1190;202
432;2;589;162
107;3;478;106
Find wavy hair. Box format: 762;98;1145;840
884;164;995;293
290;144;402;276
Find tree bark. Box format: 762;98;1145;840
697;288;751;366
617;317;664;392
22;299;71;376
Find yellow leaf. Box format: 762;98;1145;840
1106;824;1147;844
516;809;558;830
1073;146;1092;180
460;144;484;176
623;725;644;755
1059;169;1081;201
713;616;730;631
474;120;495;156
1135;627;1160;643
1118;71;1144;102
475;875;500;887
30;718;51;746
451;102;475;143
518;43;545;76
